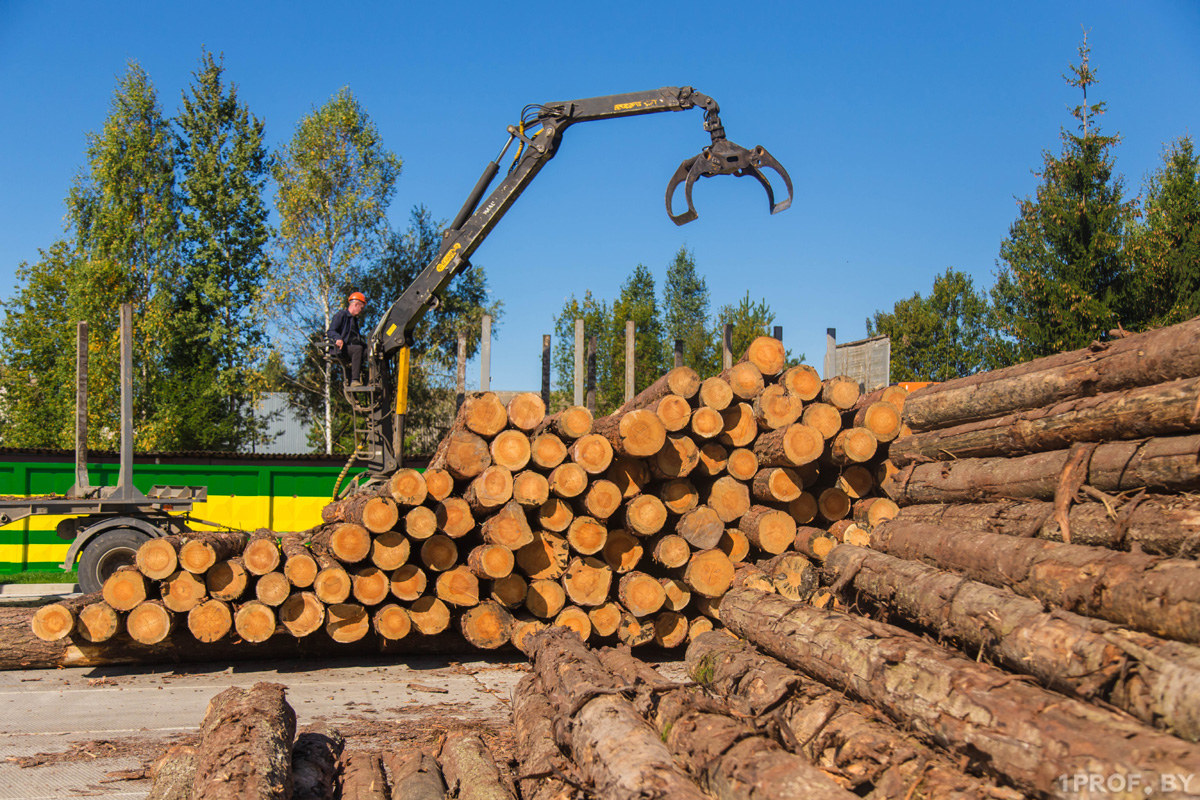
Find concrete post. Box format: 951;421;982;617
480;314;492;391
722;324;733;370
625;319;635;402
541;334;551;408
574;319;584;406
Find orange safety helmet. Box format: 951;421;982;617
348;291;367;304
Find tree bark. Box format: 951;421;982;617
532;406;594;440
178;532;248;574
871;520;1200;644
820;542;1200;741
439;732;517;800
526;626;708;800
753;423;823;467
384;750;446;800
616;366;700;415
192;682;296;800
903;316;1200;431
512;673;573;800
146;745;197;800
292;723;344;800
719;587;1200;799
341;751;389;800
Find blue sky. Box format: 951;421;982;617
1;1;1198;391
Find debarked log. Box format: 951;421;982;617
718;587;1200;799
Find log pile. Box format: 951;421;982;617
143;681;514;800
28;335;907;657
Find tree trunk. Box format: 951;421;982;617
820;542;1200;741
311;523;371;564
650;435;699;480
682;549;735;598
852;496;899;530
191;682;296;800
525;578;566;619
386;468;428;506
207;558;249;602
896;496;1200;557
780;364;822;401
512;674;573;800
685;631;1022;800
137;535;181;580
699;376;734;411
740;505;797;554
435;498;474;539
719;587;1200;799
618;571;667;617
828;427;877;466
706;476;750;523
512;470;550;508
903;316;1200;431
871;520;1200;644
719;361;764;401
292;723;344;800
800;402;841;440
408;596;451;635
439;732;516;800
562;556;612;607
430;429;492;480
420;535;459;573
515;530;569;580
616;366;700;415
458;601;513;649
480;500;534;549
719;402;757;447
547;462;588;499
624;494;667;536
675;505;723;549
532;406;594;440
405;507;438;540
281;534;319;588
565;516;607;555
650;394;693;432
384;750;446;800
506;391;546;432
526;627;709;800
128;600;173;644
423;468;455;503
569;433;614;474
536;497;574;533
341;751;389;800
752;467;803;503
652;534;691;568
726;448;759;481
753;384;804;430
464;466;514;514
851;400;902;443
592;408;667;457
103;566;147;611
753;424;823;467
435;565;480;607
530;433;568;471
188;599;233;643
372;604;411;641
579;478;621;519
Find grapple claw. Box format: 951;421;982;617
664;138;794;225
666;155;702;226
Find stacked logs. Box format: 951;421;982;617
27;334;906;657
143;682;514;800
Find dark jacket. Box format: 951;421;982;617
327;309;362;348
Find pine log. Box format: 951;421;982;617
902;317;1200;431
566;515;607;555
489;430;531;472
350;566;389;606
757;553;817;601
719;361;764;400
624;493;667;536
127;600;173;644
420;535;458;573
650;434;699;479
146;745;198;800
468;544;515;579
852;400;902;443
753;384;803;430
740;505;797;554
439;732;517;800
654;686;858;800
651;394;693;432
657;577;691;613
720;587;1200;799
516;529;569;580
780;364;821;401
187;599;233;643
753;423;823;467
423;468;455;502
800;402;841;440
579;478;622;519
435;565;480;607
205;559;247;603
462;392;508;437
431;429;492;480
676;505;723;549
787;492;818;525
547;462;588;498
817;487;851;522
510;617;548;653
834;465;873;499
408;596;451;635
255;571;293;607
406;506;439;540
480;500;534;549
652;612;688;648
569;432;614;474
370;531;410;572
235;600;276;643
341;751;388;800
682;548;735;597
458;600;513;649
512;674;573;800
588;602;623;637
894;495;1200;557
852;496;899;530
821;375;860;410
525;579;566;619
389;565;427;602
321;495;398;535
602;530;643;573
739;335;787;376
689;406;725;439
616;610;656;646
718;402;757;447
685;631;1023;800
553;605;592;641
278;591;325;637
895;375;1200;467
653;534;692;568
696;443;728;477
373;603;411;641
161;569;207;612
464;466;514;514
386;468;428;506
311;552;351;605
619;571;667;616
191;682;296;800
607;455;650;498
593;408;667;457
706;475;750;523
103;566;147;611
829;427;877;465
312;523;371;564
292;723;344;800
822;542;1200;741
178;532;248;574
281;534;319;588
435;498;474;539
507;391;546;431
719;528;750;563
660;479;698;515
325;603;368;642
383;751;446;800
698;376;734;411
562;556;612;606
726;448;759;481
31;595;97;642
730;562;773;593
136;535;181;580
616;366;701;414
526;627;708;800
872;520;1200;644
533;406;593;441
536;497;573;533
751;467;803;503
512;470;550;508
687;617;714;641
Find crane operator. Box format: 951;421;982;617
328;291;367;387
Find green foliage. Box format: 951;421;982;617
603;264;668;412
867;268;993;381
662;246;715;373
171;50;273;450
552;291;611;412
271;87;401;453
991;34;1137;362
1128;136;1200;327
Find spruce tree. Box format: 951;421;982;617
991;34;1137;361
661;246;715;374
606;264;667;412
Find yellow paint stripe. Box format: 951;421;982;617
0;495;330;533
0;543;69;562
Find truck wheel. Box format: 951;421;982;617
78;529;151;594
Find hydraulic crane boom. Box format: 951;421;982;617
356;86;793;483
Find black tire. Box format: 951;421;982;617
77;528;151;594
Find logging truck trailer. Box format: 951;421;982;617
0;305;207;594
